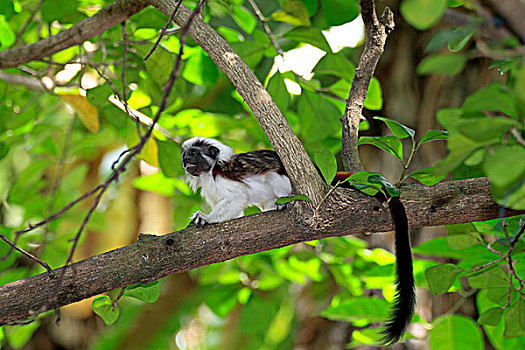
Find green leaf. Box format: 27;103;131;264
275;194;312;205
407;167;447;186
425;264;464;295
313;53;355;81
144;46;175;85
457;117;517;142
204;285;239;317
484;146;525;188
230;41;264;67
429;315;484;350
0;15;15;48
504;297;525;338
4;322;40;349
0;0;15;19
461;83;518;117
418;130;448;145
321;296;389;322
92;295;120;326
240;294;277;334
401;0;447;30
478;307;504;326
320;0;360;26
314;149;337;185
272;0;311;27
417;53;467;75
182;50;219;87
364;77;383;111
156;140;182;178
232;6;256;34
373;116;415;139
267;72;290;113
446;223;482;249
0;142;8;160
357;136;404;161
124;281;161;303
448;23;477;52
297;91;341;142
367;174;400;197
284;27;332;53
468;266;508;289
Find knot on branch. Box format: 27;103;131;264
380;7;395;34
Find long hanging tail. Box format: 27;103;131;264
380;197;416;345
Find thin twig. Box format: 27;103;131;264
121;21;141;138
247;0;283;56
144;0;183;62
0;234;52;273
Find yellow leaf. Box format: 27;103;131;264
59;93;100;133
127;132;159;168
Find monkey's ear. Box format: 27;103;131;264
208;145;220;158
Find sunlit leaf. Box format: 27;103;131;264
429;315;484;350
321;296;389;322
92;295;119;326
272;0;310;27
0;15;15;48
232;6;256;34
124;281;161;303
58;93;100;133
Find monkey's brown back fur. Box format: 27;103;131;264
213;150;287;181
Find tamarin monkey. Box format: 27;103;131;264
181;137;414;344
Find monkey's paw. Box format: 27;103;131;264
191;210;208;226
275;202;288;211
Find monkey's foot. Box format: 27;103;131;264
191;210;208;226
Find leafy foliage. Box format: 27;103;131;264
0;0;524;349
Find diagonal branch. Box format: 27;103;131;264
341;1;395;172
0;177;522;324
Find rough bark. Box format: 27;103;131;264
341;1;394;173
1;178;521;324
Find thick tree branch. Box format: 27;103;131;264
0;0;148;68
341;1;394;172
0;178;521;324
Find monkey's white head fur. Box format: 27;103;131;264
182;137;234;164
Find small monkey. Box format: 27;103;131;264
181;137;292;225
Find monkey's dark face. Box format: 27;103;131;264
182;144;220;176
